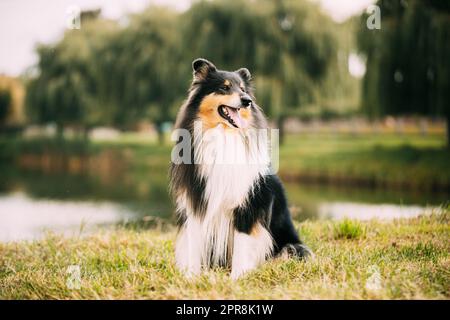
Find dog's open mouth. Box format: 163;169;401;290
218;105;247;128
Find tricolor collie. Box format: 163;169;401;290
170;58;312;279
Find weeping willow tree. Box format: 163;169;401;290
181;0;337;142
26;1;343;144
26;8;183;142
359;0;450;146
26;14;119;138
111;7;184;141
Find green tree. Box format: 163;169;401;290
26;16;118;138
182;0;337;142
26;7;183;143
0;88;12;130
359;0;450;146
109;7;184;142
26;2;340;144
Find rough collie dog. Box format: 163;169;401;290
170;58;312;279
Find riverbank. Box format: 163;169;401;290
1;132;449;191
0;211;448;299
279;133;450;191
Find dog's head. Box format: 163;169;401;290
190;58;255;130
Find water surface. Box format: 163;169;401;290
0;168;445;242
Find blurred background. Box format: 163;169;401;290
0;0;449;241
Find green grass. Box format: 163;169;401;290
333;219;366;239
279;133;450;190
1;211;448;299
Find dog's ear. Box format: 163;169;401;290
192;58;216;81
236;68;252;82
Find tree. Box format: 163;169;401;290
109;7;184;142
358;0;450;146
0;88;12;130
182;0;337;143
26;7;183;143
25;2;339;144
26;14;119;139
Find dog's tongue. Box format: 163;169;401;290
227;107;248;128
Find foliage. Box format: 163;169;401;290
333;218;366;239
25;0;348;142
25;17;119;133
181;0;338;117
358;0;450;120
0;88;11;127
0;75;25;129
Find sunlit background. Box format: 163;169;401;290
0;0;448;241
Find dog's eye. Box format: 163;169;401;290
220;84;231;92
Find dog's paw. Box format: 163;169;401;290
279;243;315;260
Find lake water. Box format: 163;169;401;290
0;167;446;242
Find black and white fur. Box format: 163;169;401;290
170;59;312;279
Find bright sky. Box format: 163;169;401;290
0;0;375;77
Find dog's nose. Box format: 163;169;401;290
241;95;252;108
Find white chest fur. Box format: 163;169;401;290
194;124;270;213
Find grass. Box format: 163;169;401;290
1;211;448;299
333;219;366;239
0;131;448;298
279;133;450;190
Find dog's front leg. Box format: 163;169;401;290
231;224;273;280
175;217;202;277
